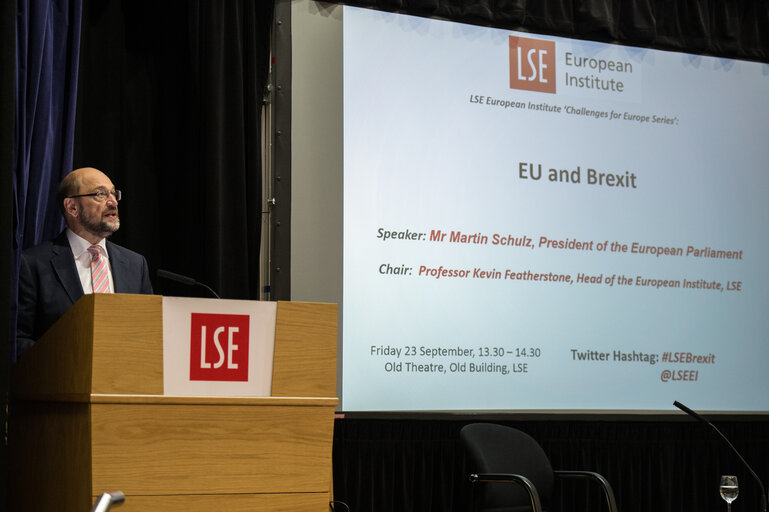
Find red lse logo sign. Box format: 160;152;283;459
189;313;250;381
509;36;556;94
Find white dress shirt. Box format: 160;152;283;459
66;229;114;293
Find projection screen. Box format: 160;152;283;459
288;3;769;413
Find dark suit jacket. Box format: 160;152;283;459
16;230;153;358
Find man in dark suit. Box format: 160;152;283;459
16;167;153;358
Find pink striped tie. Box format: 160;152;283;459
87;246;112;294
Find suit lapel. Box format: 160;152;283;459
107;242;128;293
50;232;84;304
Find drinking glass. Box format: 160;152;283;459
719;475;739;512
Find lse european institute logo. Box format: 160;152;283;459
509;35;556;94
189;313;250;382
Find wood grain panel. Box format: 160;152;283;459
12;294;164;398
14;296;339;398
89;394;337;406
12;294;97;397
11;298;338;511
90;400;335;495
9;401;93;512
272;301;338;397
110;492;328;511
91;294;163;394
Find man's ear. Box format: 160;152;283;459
63;197;78;218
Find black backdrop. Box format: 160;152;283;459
9;0;769;510
333;417;769;512
74;0;273;300
334;0;769;62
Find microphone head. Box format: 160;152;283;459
673;400;708;424
156;269;220;299
157;269;197;286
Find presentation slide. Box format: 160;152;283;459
341;6;769;412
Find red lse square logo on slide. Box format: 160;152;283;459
190;313;250;381
509;36;556;94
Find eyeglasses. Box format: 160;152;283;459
67;190;122;202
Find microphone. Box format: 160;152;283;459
673;400;767;512
673;400;709;424
157;269;221;299
91;491;125;512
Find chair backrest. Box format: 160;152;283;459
461;423;555;512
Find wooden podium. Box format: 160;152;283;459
10;294;338;512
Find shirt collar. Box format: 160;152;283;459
66;228;108;259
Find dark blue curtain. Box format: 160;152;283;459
12;0;82;361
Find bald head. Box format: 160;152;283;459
58;167;121;244
57;167;109;213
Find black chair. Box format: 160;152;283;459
460;423;618;512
